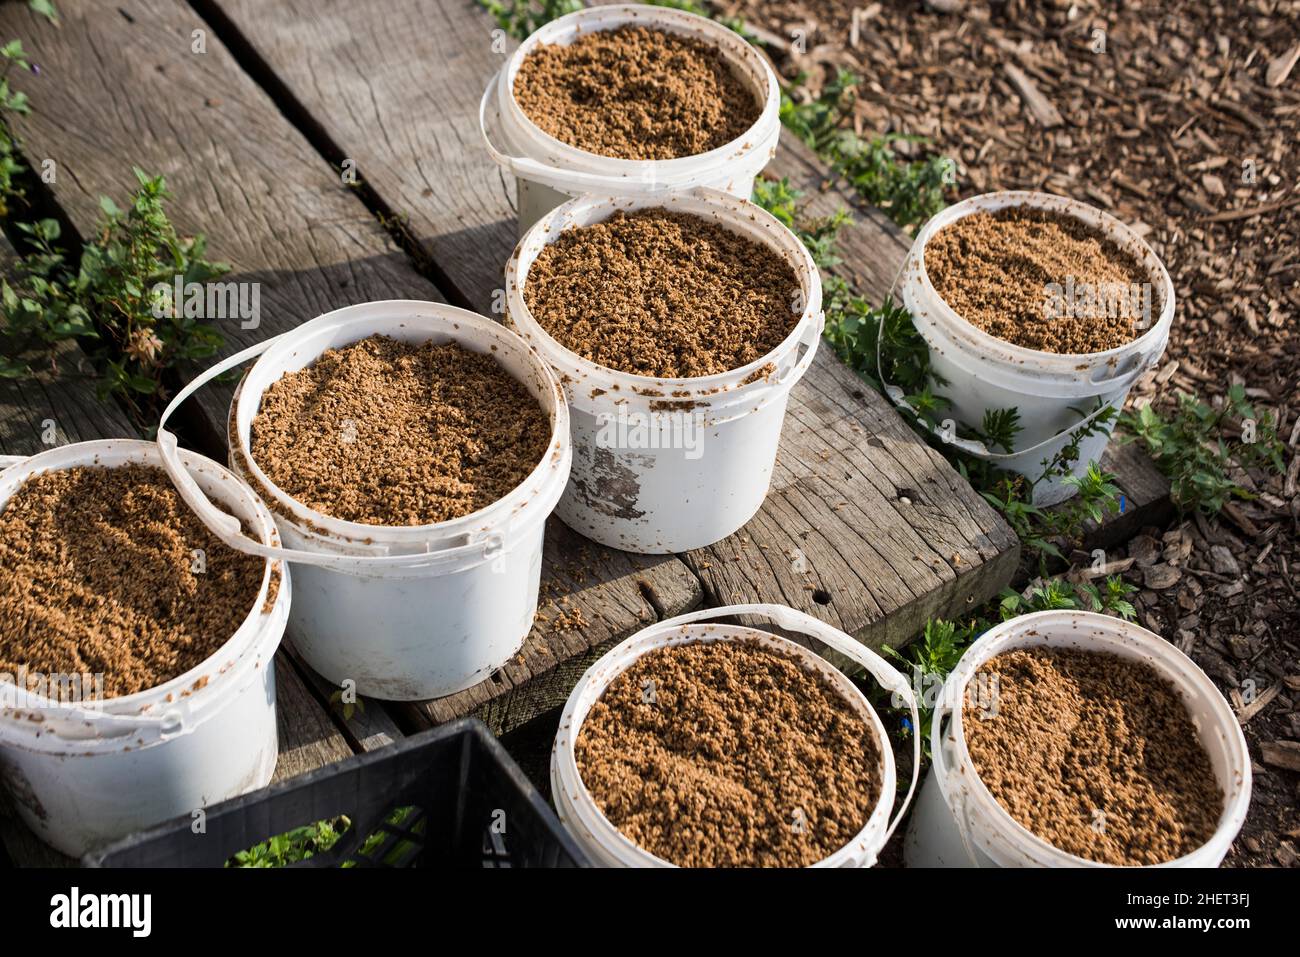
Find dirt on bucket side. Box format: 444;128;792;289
925;206;1156;354
0;464;264;700
962;646;1223;865
512;25;761;161
575;638;883;867
524;208;801;378
249;335;551;527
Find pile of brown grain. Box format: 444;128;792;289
925;206;1154;353
962;646;1222;865
524;209;801;378
513;25;759;161
575;638;882;867
250;335;550;526
0;464;264;699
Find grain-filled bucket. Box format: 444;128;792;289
904;610;1251;868
156;301;571;701
506;187;823;554
0;439;287;857
480;3;781;235
895;191;1175;506
551;603;919;867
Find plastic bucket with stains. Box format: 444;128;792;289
903;610;1251;868
894;192;1175;506
550;603;919;867
480;3;781;236
0;439;287;857
156;301;572;701
506;187;823;554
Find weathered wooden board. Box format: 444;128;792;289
1;0;438;445
202;0;1020;662
203;0;521;315
4;0;703;743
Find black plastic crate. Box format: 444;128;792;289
84;718;587;868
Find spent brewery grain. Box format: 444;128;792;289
575;638;882;867
925;206;1154;353
962;646;1222;865
513;25;759;161
524;209;800;378
250;335;550;526
0;464;264;699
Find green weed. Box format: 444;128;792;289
0;170;230;421
1120;387;1284;515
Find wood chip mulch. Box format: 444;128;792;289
717;0;1300;867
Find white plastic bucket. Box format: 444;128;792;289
552;604;919;867
904;610;1252;868
506;187;823;553
0;439;287;857
480;3;782;235
156;301;572;701
894;192;1175;506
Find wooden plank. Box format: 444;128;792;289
0;232;126;868
200;0;520;316
281;642;404;753
1;0;439;445
202;0;1018;656
270;651;353;781
685;348;1020;650
0;1;373;858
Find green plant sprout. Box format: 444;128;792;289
1;169;230;422
1120;387;1284;515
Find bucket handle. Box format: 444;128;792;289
0;454;26;470
156;337;509;571
774;309;826;388
0;687;197;738
653;603;921;857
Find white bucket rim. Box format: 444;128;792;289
498;3;781;174
554;625;893;867
0;438;283;719
935;610;1252;868
551;603;920;868
910;190;1176;364
230;301;571;546
507;186;825;400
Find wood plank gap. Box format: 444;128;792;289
183;0;473;310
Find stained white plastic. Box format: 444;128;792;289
480;3;781;235
506;188;823;553
0;439;287;856
156;301;572;701
551;603;919;868
895;192;1175;506
904;610;1252;868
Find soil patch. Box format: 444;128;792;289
925;206;1153;353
